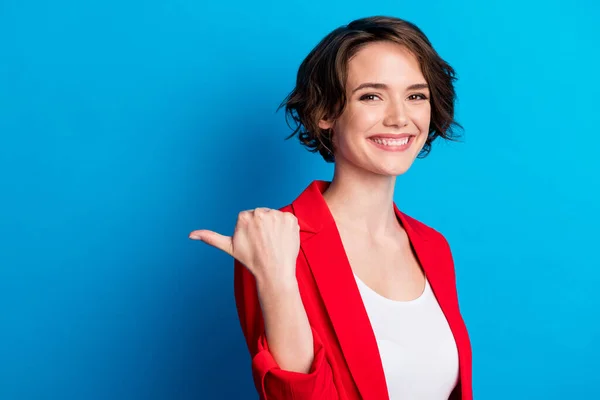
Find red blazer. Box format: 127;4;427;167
234;180;473;399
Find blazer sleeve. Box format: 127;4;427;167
233;259;339;400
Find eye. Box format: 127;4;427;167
359;93;382;101
408;93;428;101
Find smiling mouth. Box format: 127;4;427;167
367;135;416;152
368;137;411;146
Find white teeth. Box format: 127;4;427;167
370;137;410;146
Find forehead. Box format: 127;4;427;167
346;41;424;85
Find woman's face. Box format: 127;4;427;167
320;41;431;177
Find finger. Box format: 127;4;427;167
189;230;234;256
252;207;272;215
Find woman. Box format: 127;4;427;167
190;16;473;400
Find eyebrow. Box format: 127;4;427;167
351;82;429;93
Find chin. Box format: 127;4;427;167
371;163;414;177
377;155;419;175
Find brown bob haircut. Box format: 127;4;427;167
279;16;462;162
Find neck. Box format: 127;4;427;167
322;160;401;240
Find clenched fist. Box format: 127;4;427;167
189;208;301;285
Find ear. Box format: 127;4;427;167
318;118;334;130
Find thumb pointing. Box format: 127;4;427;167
189;230;233;256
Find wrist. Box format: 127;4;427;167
255;270;298;298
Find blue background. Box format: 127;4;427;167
1;0;599;399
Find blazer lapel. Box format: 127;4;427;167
292;180;389;400
395;205;467;399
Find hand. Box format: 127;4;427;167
189;208;301;285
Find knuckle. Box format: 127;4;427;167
254;208;267;219
284;212;298;223
238;210;250;222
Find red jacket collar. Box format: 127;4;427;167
292;180;430;242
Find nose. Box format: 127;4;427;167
383;99;408;128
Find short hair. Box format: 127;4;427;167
279;16;463;162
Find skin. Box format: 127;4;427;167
320;40;431;301
189;40;431;374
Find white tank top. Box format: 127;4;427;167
353;274;459;400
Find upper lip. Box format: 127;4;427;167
368;133;415;139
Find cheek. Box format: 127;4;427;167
414;105;431;131
333;109;375;148
411;106;431;151
342;105;381;132
356;107;381;128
